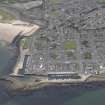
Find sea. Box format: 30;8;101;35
0;42;105;105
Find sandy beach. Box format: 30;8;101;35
0;21;39;43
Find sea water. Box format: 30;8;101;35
0;85;105;105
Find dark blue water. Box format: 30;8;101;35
0;84;105;105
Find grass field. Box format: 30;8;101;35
97;0;105;3
50;11;60;17
83;52;92;59
0;9;15;23
64;40;77;50
20;38;31;49
0;0;17;3
49;0;61;4
0;0;33;3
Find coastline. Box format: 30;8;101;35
1;34;105;94
0;2;105;95
1;73;105;95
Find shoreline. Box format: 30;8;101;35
0;2;105;95
1;74;105;95
1;33;105;94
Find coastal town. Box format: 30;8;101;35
1;0;105;86
22;0;105;81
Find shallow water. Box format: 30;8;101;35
0;43;11;75
0;41;17;75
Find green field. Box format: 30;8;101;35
49;0;61;4
0;9;15;23
4;0;17;3
64;40;77;50
83;52;92;59
50;11;60;17
97;0;105;3
0;0;32;3
0;0;21;3
20;37;31;49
